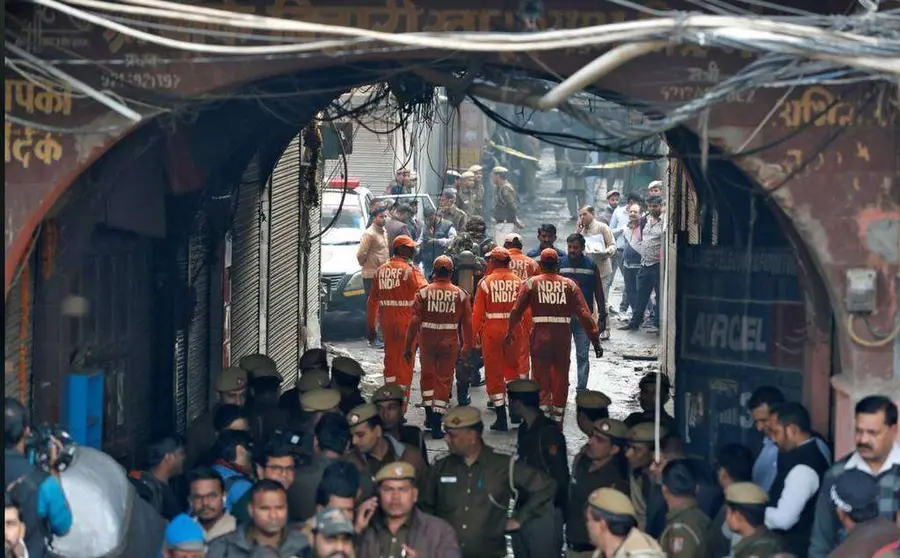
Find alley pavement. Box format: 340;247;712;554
324;156;662;462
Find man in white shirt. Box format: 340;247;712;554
764;402;829;557
809;396;900;558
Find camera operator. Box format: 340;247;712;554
3;398;72;558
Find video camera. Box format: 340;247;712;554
26;424;76;473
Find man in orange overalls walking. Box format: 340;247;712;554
507;248;602;423
503;233;538;379
367;235;428;413
472;247;531;431
404;256;473;439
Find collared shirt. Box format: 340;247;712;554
844;442;900;474
753;436;833;492
609;205;629;250
370;512;413;558
640;215;665;266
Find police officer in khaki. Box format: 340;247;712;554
723;482;783;558
419;406;556;558
279;348;329;412
290;388;342;465
659;459;711;557
296;368;330;395
625;422;664;531
331;356;366;414
372;384;427;463
584;488;665;558
345;403;427;490
568;419;631;556
576;391;613;436
185;366;248;470
239;353;289;442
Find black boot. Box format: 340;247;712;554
430;412;445;439
491;405;509;431
471;372;486;387
424;407;434;429
457;382;471;406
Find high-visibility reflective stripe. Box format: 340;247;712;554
532;316;570;324
422;322;457;330
422;390;434;397
433;400;448;410
490;394;506;405
423;400;433;407
560;268;593;275
485;312;511;319
385;377;397;383
380;300;415;307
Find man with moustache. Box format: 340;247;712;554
357;462;460;558
372;385;427;463
186;467;237;541
308;507;357;558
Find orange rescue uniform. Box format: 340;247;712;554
367;256;428;405
473;268;529;407
506;247;538;377
404;279;473;414
507;272;599;422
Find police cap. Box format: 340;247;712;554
331;356;364;379
628;422;666;443
725;482;769;506
468;165;483;173
492;166;508;174
299;348;328;370
506;379;540;394
588;488;636;518
442;406;482;429
374;461;417;483
592;419;628;440
576;390;611;410
239;354;277;377
460;171;475;179
371;384;405;403
347;403;379;427
296;368;330;393
300;388;341;412
216;367;248;392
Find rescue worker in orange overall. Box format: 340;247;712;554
506;248;602;424
367;235;428;412
472;247;531;432
403;255;473;439
503;233;538;380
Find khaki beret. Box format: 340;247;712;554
507;379;540;394
374;461;416;483
588;488;636;517
725;482;769;506
492;166;508;174
460;171;475;179
592;418;628;440
372;384;405;403
467;165;483;173
296;368;330;393
576;391;611;410
300;388;341;412
331;356;364;379
628;422;666;443
238;354;277;377
442;406;482;429
216;367;248;392
347;403;378;426
299;348;328;370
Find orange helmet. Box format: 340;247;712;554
539;248;560;265
490;247;511;262
433;255;454;272
392;235;416;251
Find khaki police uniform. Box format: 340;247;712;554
626;422;665;532
419;406;556;558
584;488;665;558
372;385;428;464
725;483;783;558
567;419;630;556
345;404;427;491
660;501;711;557
185;367;247;469
331;356;366;415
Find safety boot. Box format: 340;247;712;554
457;382;471;406
430;413;445;439
424;407;434;429
490;405;509;431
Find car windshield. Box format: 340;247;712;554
321;198;366;245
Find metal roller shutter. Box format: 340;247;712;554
303;174;323;352
268;135;302;390
4;256;34;406
324;113;399;192
186;209;211;424
173;250;188;433
230;155;262;362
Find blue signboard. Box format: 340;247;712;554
675;245;806;461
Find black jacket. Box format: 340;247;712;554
769;439;829;557
5;449;51;558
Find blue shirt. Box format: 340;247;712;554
38;475;73;536
752;436;833;492
527;246;564;259
212;464;253;512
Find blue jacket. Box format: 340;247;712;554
527;246;564;259
211;464;253;512
560;254;601;312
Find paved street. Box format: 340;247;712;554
323;154;662;461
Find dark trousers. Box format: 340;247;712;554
621;265;640;313
629;263;660;328
511;506;564;558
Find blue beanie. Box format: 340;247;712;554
165;513;205;551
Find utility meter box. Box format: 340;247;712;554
845;268;877;314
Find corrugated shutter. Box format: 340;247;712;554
303;174;323;351
4;255;34;406
186;209;211;425
173;258;188;434
230;155;262;361
324;114;399;192
268;135;302;390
